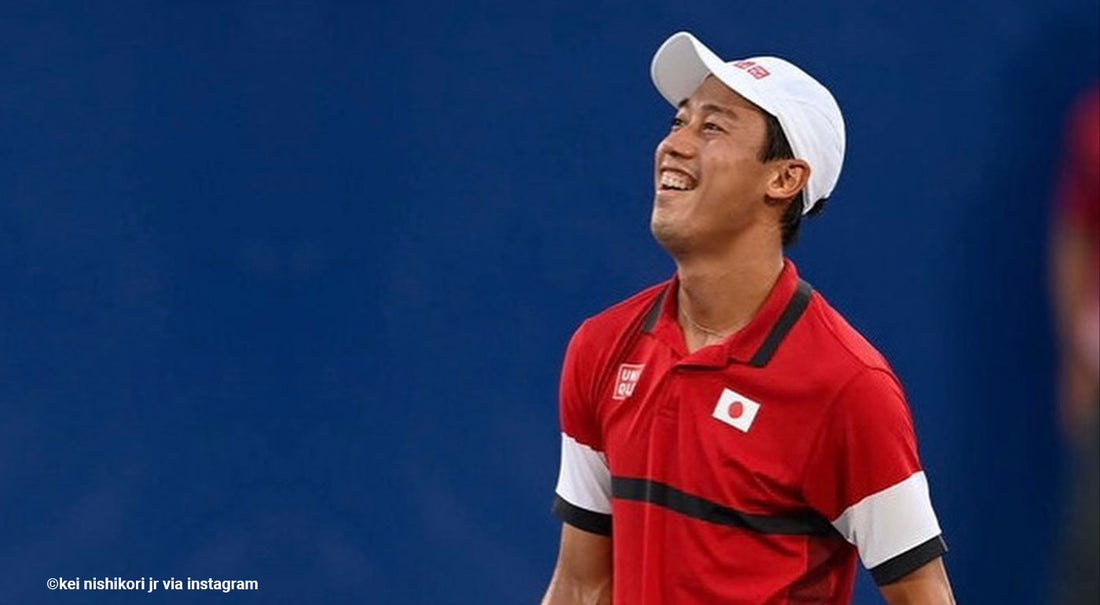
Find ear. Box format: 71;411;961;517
764;159;811;205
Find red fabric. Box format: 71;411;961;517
800;367;921;521
1055;85;1100;291
1057;85;1100;229
557;261;931;604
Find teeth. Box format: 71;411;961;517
660;171;694;190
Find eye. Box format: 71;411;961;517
703;121;726;133
670;116;686;130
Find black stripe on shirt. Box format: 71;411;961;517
641;288;667;333
611;476;833;535
870;535;948;585
552;495;612;536
749;279;813;367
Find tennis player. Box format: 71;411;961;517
541;32;955;604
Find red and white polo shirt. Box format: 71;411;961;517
552;260;945;604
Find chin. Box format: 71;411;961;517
650;217;692;256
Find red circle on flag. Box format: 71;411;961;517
728;401;744;419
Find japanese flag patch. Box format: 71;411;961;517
712;388;761;433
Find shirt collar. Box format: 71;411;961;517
645;259;810;368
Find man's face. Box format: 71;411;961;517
651;76;774;256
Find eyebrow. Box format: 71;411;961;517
676;99;740;120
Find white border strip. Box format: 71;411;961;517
831;471;943;569
555;433;612;514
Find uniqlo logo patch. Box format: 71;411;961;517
612;363;645;400
712;388;761;432
732;60;771;79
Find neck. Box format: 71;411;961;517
673;233;784;352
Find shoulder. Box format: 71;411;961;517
571;280;669;350
1067;84;1099;149
560;280;670;418
801;287;895;375
562;280;669;395
795;287;914;426
779;283;908;411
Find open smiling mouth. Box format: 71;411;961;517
659;170;697;191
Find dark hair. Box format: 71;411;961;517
759;113;826;246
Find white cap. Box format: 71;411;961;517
650;32;846;214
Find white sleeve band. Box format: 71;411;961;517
554;432;612;514
831;471;943;569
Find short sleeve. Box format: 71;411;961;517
552;321;612;535
801;368;946;585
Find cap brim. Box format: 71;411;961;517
650;32;778;118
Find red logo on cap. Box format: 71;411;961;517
733;60;770;80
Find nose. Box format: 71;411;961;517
657;125;697;160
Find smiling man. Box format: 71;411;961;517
541;33;955;604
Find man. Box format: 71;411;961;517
542;32;955;604
1050;83;1099;605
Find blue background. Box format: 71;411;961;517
2;1;1097;603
